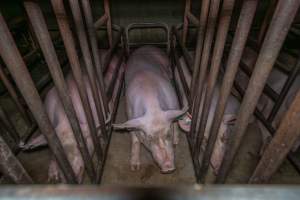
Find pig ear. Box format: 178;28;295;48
112;117;144;132
165;105;189;122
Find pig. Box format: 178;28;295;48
176;55;241;174
20;50;123;183
113;46;188;173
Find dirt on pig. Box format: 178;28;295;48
101;97;196;186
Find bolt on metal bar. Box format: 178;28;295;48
104;0;113;47
196;0;237;182
81;0;109;117
68;0;108;141
0;63;32;126
50;0;103;163
215;0;300;183
249;89;300;183
0;132;33;184
0;13;77;183
190;0;221;153
267;58;300;122
24;1;96;182
182;0;191;45
190;0;211;98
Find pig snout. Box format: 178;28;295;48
151;140;176;173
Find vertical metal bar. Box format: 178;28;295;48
81;0;109;117
0;131;33;184
0;64;32;126
24;1;96;182
0;104;19;142
190;0;211;97
267;59;300;122
249;90;300;183
104;0;113;47
196;0;236;182
50;0;103;165
0;13;77;183
190;0;221;151
182;0;191;45
257;0;278;46
68;0;108;140
216;0;300;183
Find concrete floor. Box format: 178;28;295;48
101;97;196;186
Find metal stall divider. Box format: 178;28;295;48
0;12;77;183
216;0;300;183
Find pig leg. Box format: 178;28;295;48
172;123;179;145
130;133;141;171
48;158;63;183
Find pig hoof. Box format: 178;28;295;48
130;163;141;171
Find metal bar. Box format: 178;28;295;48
104;0;113;47
0;12;77;183
24;1;96;182
187;12;199;26
0;63;31;126
216;0;300;183
190;0;221;152
173;28;193;73
196;0;237;182
94;14;108;29
190;0;211;98
51;0;103;163
81;0;109;117
249;89;300;183
0;104;19;142
257;0;278;46
68;0;108;141
267;58;300;122
182;0;191;45
0;132;33;184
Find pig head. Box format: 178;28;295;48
113;46;188;173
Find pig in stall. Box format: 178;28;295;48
113;46;188;173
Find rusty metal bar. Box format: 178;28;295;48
0;104;19;142
267;58;300;122
216;0;300;183
94;14;108;30
81;0;109;117
0;63;31;126
51;0;103;163
190;0;221;152
257;0;278;46
0;12;77;183
68;0;108;141
0;132;33;184
24;1;96;182
249;89;300;183
104;0;113;47
187;12;199;26
182;0;191;45
195;0;237;182
190;0;210;98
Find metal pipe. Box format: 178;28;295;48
0;64;31;126
187;12;199;26
68;0;108;141
267;58;300;122
0;132;33;184
94;14;108;30
24;1;96;182
104;0;113;47
0;12;77;183
216;0;300;183
190;0;221;152
190;0;211;98
249;89;300;183
196;0;238;182
81;0;109;117
50;0;103;163
182;0;191;45
0;104;19;142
